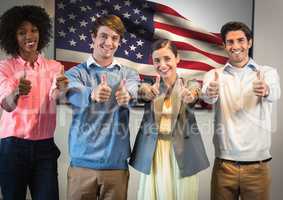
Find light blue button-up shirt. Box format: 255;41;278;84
65;56;140;169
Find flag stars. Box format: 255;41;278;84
80;20;88;27
124;50;129;56
69;39;77;46
57;2;65;9
133;8;141;14
140;15;147;21
58;17;65;24
142;3;150;8
104;0;110;2
136;52;143;59
58;31;66;37
134;19;140;25
80;6;87;12
114;4;121;11
70;0;77;4
68;13;76;20
124;0;131;6
96;13;102;18
90;16;96;22
122;38;127;44
95;1;103;7
136;40;144;46
101;10;108;15
129;45;137;51
79;34;87;41
68;26;76;33
89;43;94;49
123;12;131;19
130;33;137;38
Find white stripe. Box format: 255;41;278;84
56;48;90;63
178;50;224;68
56;49;158;75
154;13;217;38
56;49;208;79
155;29;227;57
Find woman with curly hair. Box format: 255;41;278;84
0;5;68;200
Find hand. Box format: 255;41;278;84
253;70;269;97
115;79;131;106
18;73;32;96
56;65;69;91
139;75;160;101
180;79;199;104
207;71;219;98
91;74;112;103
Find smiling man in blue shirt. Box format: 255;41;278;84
65;15;140;200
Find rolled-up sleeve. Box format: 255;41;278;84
0;62;18;104
263;67;281;102
124;67;140;101
201;69;219;104
65;66;93;108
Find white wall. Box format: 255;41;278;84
1;0;283;200
253;0;283;199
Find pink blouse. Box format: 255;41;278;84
0;54;62;140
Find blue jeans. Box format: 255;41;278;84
0;137;60;200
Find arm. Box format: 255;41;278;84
123;67;141;106
201;69;219;104
263;67;281;102
65;66;94;108
0;63;31;112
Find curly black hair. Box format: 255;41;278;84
0;5;52;56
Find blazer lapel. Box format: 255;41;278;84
170;79;183;133
153;93;165;132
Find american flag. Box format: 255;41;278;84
55;0;228;80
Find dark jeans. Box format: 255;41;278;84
0;136;60;200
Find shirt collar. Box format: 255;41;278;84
15;54;43;67
86;56;121;70
223;58;259;74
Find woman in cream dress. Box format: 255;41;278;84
130;39;209;200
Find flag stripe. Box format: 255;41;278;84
174;41;228;64
155;22;223;45
154;29;227;57
154;3;186;19
178;51;226;68
154;13;219;39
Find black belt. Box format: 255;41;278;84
217;157;272;165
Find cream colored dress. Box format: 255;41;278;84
137;98;199;200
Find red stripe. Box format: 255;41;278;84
57;60;78;70
173;41;228;64
178;60;214;71
148;57;214;72
154;3;186;19
155;22;223;45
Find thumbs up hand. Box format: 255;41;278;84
18;71;32;96
115;79;131;106
91;74;112;103
207;71;219;98
253;70;269;97
56;65;69;91
180;79;199;104
139;75;160;101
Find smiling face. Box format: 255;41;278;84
91;25;120;66
16;21;39;60
152;45;180;82
224;30;252;68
